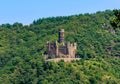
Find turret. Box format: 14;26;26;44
55;41;58;56
74;43;77;49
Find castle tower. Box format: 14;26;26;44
55;41;58;57
58;29;64;44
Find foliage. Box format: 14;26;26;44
110;9;120;29
0;10;120;84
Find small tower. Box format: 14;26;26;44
55;41;58;57
58;29;64;44
74;43;77;49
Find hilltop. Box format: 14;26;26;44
0;10;120;84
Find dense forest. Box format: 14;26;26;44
0;10;120;84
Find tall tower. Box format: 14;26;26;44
58;29;64;44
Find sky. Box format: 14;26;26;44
0;0;120;25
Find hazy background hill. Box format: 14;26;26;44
0;10;120;84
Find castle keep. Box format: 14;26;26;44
46;29;77;58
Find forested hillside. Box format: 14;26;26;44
0;10;120;84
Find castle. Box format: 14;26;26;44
46;29;77;59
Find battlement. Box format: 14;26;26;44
67;42;77;49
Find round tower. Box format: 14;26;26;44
58;29;64;44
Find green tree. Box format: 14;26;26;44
110;9;120;29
